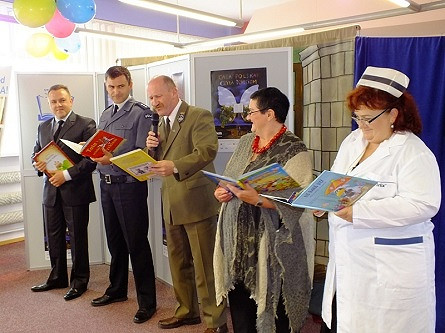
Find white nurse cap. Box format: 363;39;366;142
357;66;410;98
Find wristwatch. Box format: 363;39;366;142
255;197;264;207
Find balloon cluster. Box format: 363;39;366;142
13;0;96;60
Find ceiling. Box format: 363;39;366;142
2;0;445;43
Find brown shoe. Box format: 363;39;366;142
158;316;201;329
204;323;228;333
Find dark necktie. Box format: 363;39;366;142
165;117;171;138
112;104;118;116
53;120;64;141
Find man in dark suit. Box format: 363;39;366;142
31;84;97;301
91;66;156;325
146;75;227;333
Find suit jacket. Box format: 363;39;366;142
32;112;97;207
157;101;220;225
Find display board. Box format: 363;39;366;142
192;47;293;173
16;73;103;270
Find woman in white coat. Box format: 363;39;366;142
320;66;441;333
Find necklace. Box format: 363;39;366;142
252;124;287;154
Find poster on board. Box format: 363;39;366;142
210;67;267;139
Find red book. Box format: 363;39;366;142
61;129;126;158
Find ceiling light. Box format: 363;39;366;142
388;0;411;7
183;26;305;49
387;0;420;11
75;27;180;47
118;0;243;27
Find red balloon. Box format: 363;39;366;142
45;9;76;38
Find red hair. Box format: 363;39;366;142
346;86;422;135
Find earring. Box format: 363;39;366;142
391;124;394;129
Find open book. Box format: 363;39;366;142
33;141;75;177
61;129;125;158
109;149;157;181
262;170;377;212
202;163;300;193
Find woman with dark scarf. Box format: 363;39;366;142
213;87;315;333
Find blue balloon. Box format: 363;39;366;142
57;0;96;24
55;33;81;53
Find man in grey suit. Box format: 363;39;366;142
31;84;97;301
91;66;156;325
146;75;227;333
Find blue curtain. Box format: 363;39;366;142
355;36;445;332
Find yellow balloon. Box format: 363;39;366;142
26;33;54;57
52;45;70;61
13;0;56;28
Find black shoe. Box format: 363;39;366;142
64;288;85;301
91;294;128;307
133;307;156;324
31;283;67;292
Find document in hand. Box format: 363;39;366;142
201;162;300;193
262;170;377;211
109;149;157;181
33;141;75;177
61;129;125;158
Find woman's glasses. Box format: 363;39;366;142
351;107;390;126
246;107;268;116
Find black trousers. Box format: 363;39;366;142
228;282;291;333
43;189;90;290
100;180;156;310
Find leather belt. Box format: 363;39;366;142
99;173;137;184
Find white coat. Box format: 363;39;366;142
322;130;441;333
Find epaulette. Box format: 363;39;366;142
135;101;150;110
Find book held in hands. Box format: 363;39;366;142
33;141;75;177
202;162;300;193
61;129;125;158
262;170;377;212
109;149;157;181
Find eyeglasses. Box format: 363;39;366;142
246;107;269;116
351;107;390;126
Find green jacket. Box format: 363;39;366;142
157;101;220;225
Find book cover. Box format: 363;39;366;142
109;149;157;181
262;170;377;212
62;129;125;158
33;141;75;177
202;163;300;193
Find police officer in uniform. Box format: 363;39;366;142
91;66;156;325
